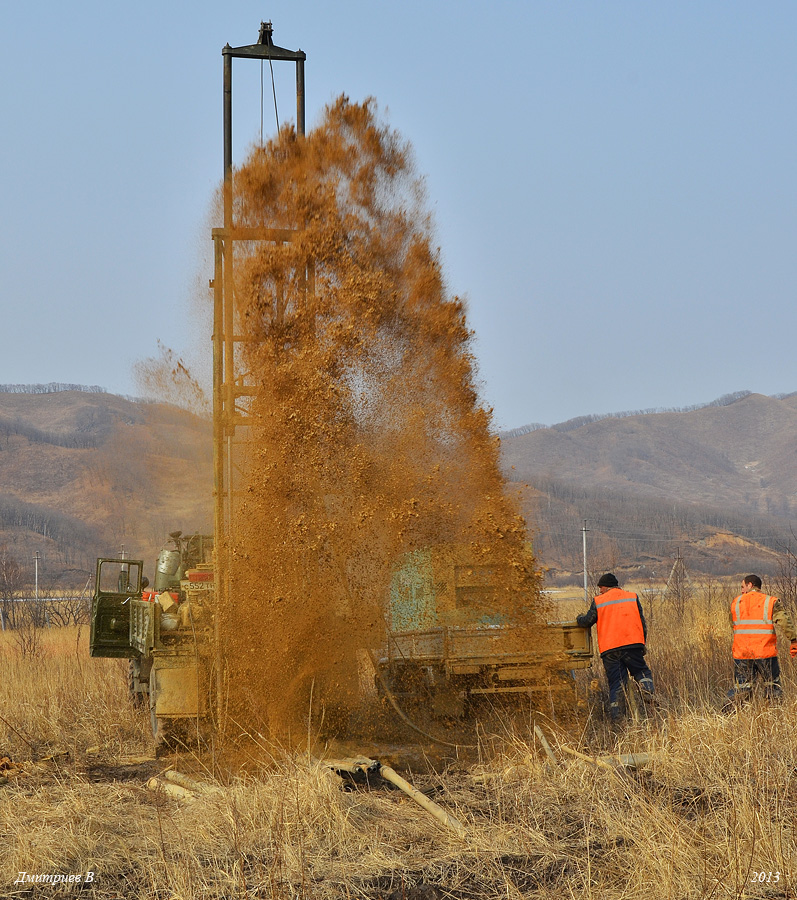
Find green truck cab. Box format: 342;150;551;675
90;558;145;659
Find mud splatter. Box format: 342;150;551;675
134;340;210;415
220;98;547;738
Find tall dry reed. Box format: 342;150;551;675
0;586;795;898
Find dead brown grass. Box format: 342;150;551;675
1;590;796;898
0;627;148;759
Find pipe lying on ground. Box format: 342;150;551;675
533;725;557;765
327;757;466;838
562;746;656;770
562;746;616;771
380;764;467;838
613;753;654;767
147;776;196;802
163;769;216;794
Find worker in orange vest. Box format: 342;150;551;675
727;574;797;702
577;572;654;722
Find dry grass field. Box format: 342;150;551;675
0;582;796;899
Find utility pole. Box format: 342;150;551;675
33;550;48;628
582;520;589;604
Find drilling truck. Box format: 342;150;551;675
89;532;214;745
90;536;591;748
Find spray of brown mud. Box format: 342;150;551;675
220;97;550;743
134;341;210;416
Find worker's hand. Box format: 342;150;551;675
790;641;797;659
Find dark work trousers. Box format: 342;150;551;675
601;646;654;720
727;657;782;701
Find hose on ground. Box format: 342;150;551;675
368;650;477;750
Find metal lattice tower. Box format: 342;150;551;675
211;23;307;716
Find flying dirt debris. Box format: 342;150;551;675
221;97;560;738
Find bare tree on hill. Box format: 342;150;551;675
772;537;797;613
0;545;22;630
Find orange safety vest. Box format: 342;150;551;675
595;588;645;654
732;591;777;659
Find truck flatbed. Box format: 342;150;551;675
383;621;592;673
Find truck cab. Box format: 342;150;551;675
90;557;145;658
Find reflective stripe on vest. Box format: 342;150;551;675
732;592;777;659
595;588;645;654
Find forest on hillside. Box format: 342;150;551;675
1;387;796;590
0;389;212;592
519;474;794;582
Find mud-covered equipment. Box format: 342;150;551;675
90;533;214;748
374;548;592;721
154;532;213;593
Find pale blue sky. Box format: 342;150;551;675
2;2;796;429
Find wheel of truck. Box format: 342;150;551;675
372;662;480;747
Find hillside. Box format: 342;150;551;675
3;388;796;589
500;392;797;581
0;389;212;588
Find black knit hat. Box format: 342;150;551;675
597;573;619;588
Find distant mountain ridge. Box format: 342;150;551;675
1;387;794;588
0;382;108;394
499;390;797;437
500;391;797;580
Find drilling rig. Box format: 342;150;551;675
89;23;592;750
89;23;308;748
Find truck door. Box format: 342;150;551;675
90;558;145;658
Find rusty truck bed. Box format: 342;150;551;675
382;621;592;675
